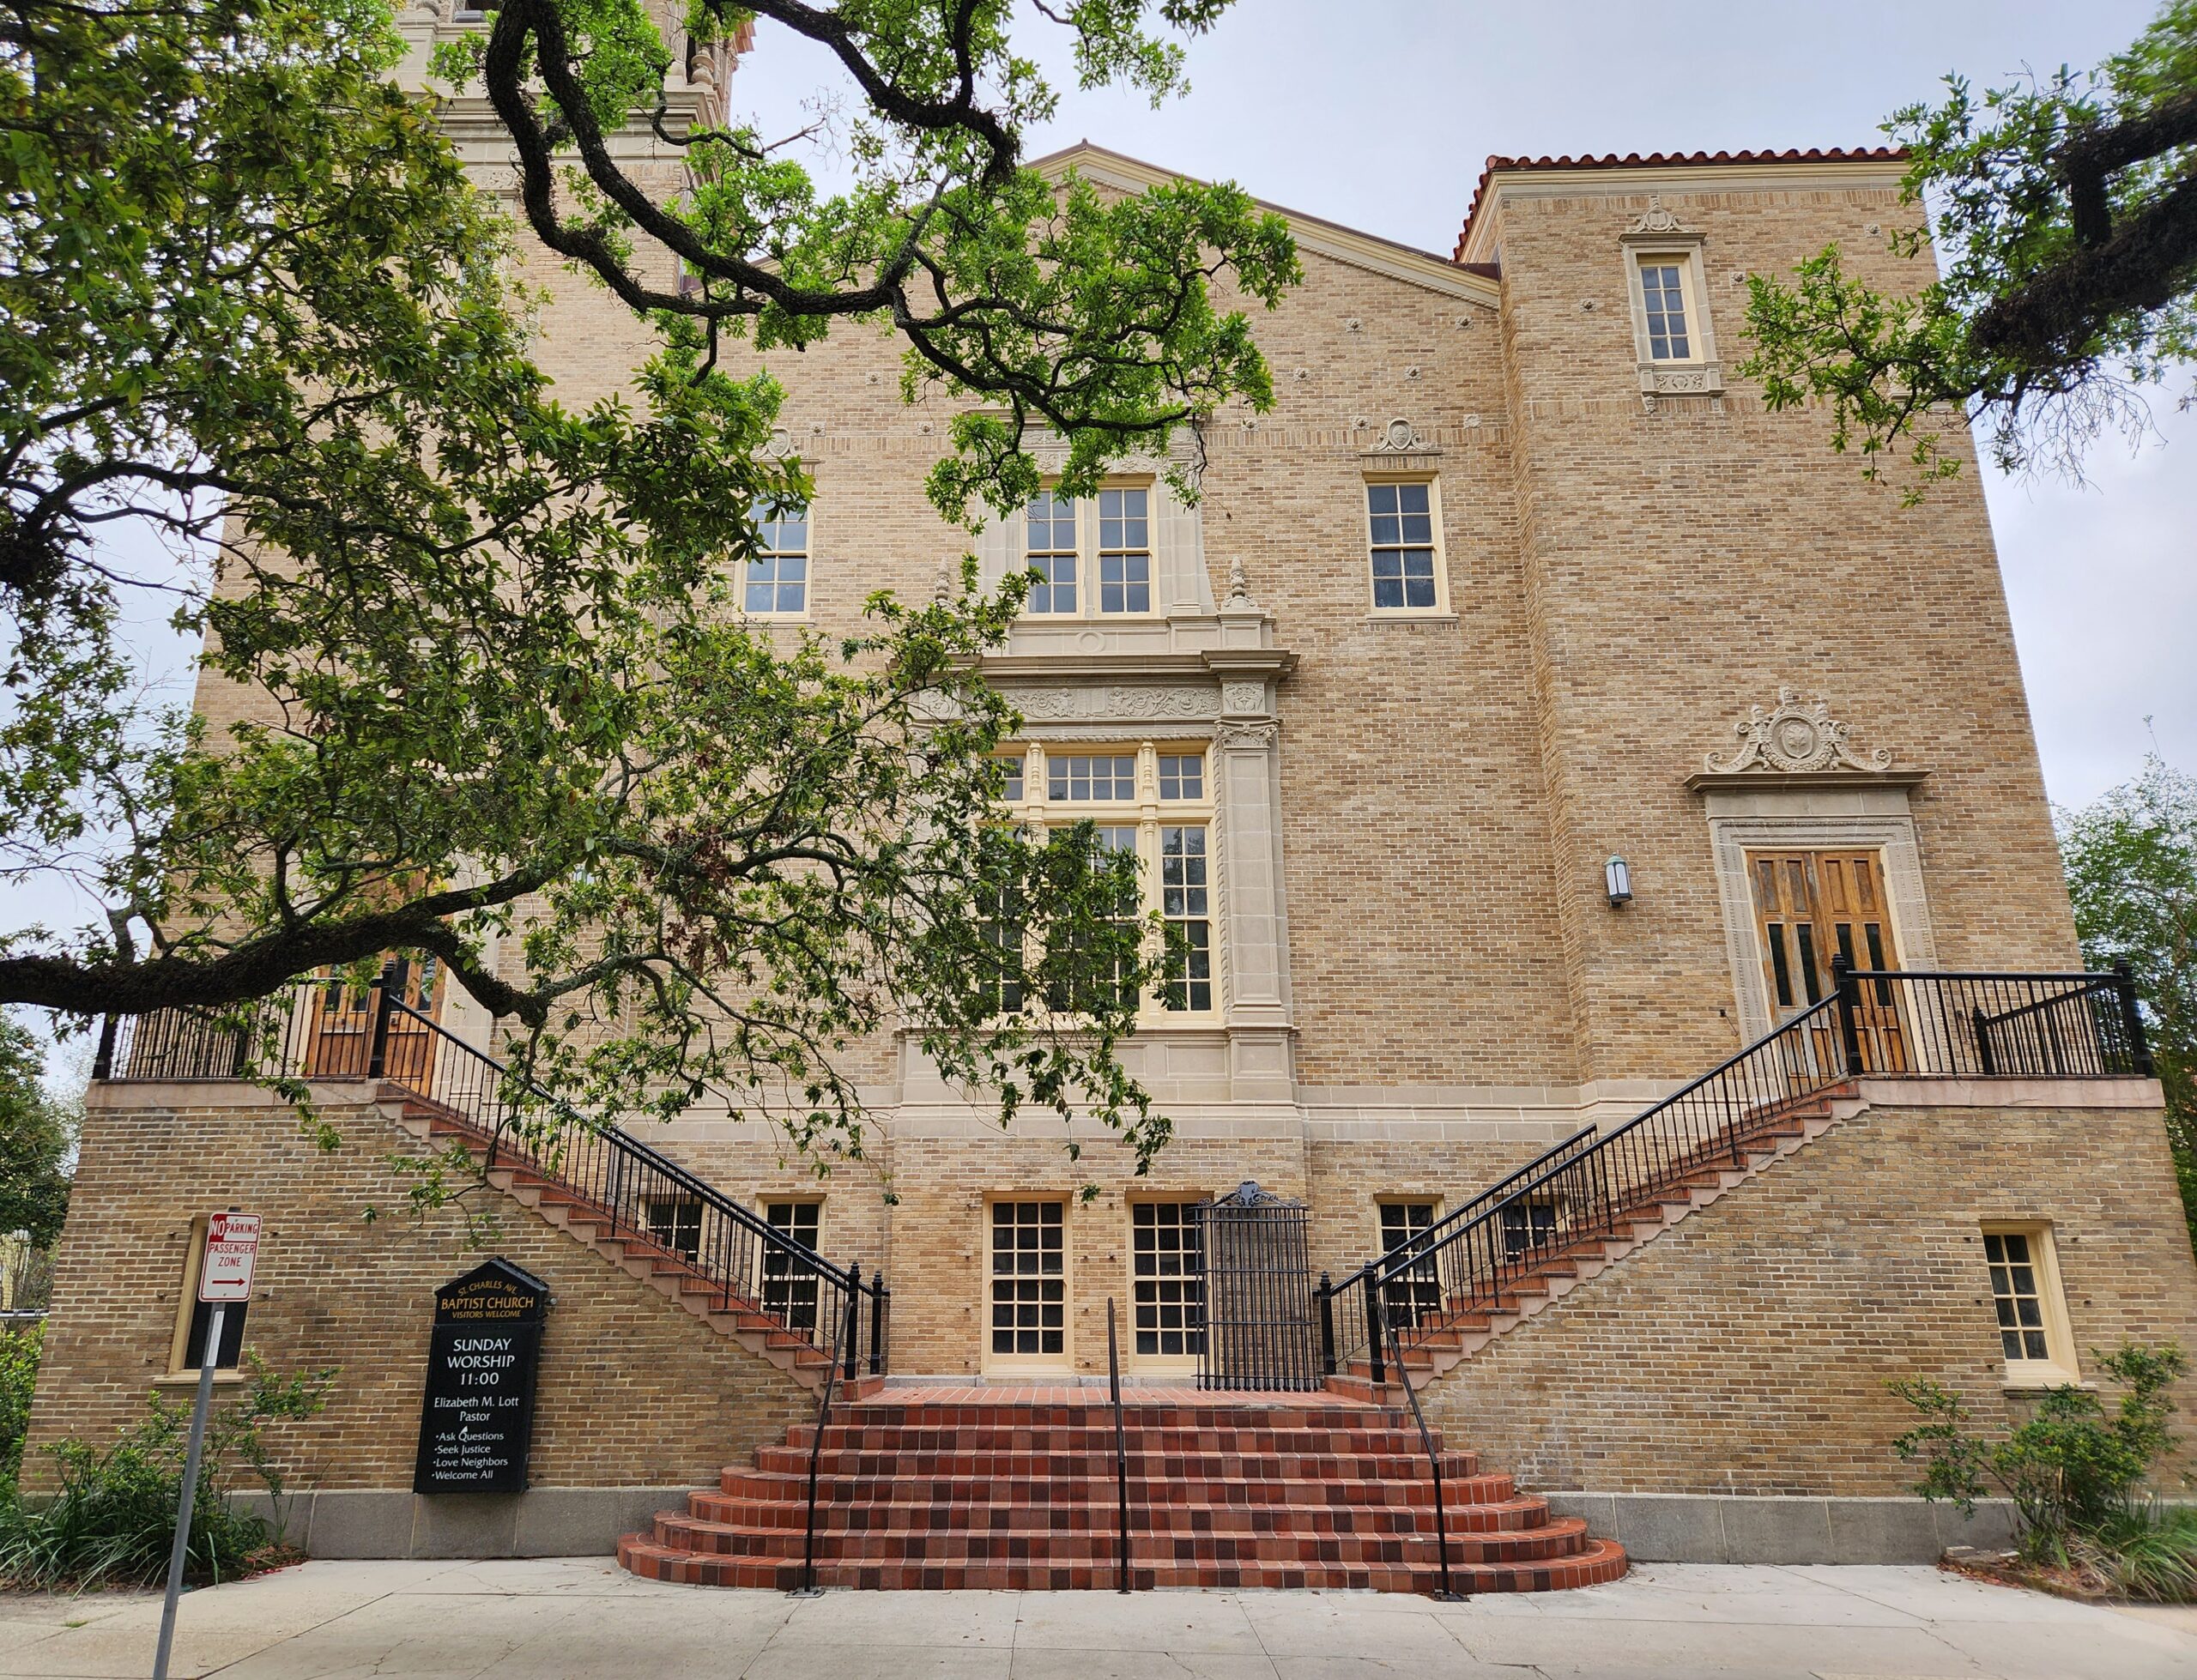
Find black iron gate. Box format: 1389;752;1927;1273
1194;1181;1322;1391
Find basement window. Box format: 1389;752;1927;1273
1982;1224;2079;1387
167;1216;248;1378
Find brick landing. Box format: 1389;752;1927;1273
618;1393;1627;1593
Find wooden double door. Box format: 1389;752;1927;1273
303;956;444;1082
1746;849;1909;1071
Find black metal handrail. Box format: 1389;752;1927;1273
790;1295;850;1598
93;976;889;1378
1383;1306;1465;1603
1319;965;2152;1381
1106;1297;1133;1595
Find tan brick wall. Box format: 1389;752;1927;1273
23;1091;809;1493
1422;1097;2197;1496
1481;176;2079;1085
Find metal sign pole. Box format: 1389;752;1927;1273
152;1301;222;1680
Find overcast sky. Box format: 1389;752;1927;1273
737;0;2193;807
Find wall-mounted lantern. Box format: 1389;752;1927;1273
1605;855;1634;909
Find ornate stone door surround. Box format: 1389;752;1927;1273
1688;691;1936;1047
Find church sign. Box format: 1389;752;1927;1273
413;1259;550;1496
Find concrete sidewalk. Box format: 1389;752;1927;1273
2;1557;2193;1678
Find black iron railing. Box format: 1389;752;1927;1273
1320;966;2153;1382
92;976;888;1379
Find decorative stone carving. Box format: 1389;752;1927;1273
1704;687;1894;775
1626;196;1687;237
1214;720;1279;748
1226;557;1250;607
1110;686;1207;719
1374;417;1427;452
760;427;796;460
1220;681;1267;715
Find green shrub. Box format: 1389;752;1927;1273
1890;1342;2189;1575
0;1322;39;1486
0;1354;332;1589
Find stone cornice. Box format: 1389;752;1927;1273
1686;769;1929;795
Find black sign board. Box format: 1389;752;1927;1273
413;1258;550;1496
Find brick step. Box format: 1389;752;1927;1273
711;1468;1517;1510
751;1446;1482;1481
683;1490;1551;1538
619;1534;1631;1594
818;1404;1389;1430
784;1421;1444;1453
647;1513;1595;1568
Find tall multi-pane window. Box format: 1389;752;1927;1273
1097;488;1152;613
1131;1202;1204;1360
1982;1226;2076;1379
1637;260;1692;361
1025;491;1079;613
762;1200;822;1329
1022;486;1155;618
1366;481;1440;612
1159;825;1211;1012
991;742;1219;1019
745;499;809;615
990;1200;1067;1361
1377;1201;1441;1328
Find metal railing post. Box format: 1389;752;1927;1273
365;969;396;1080
91;1015;116;1082
1363;1272;1385;1387
1970;1005;1996;1076
869;1278;887;1377
841;1263;862;1383
2114;958;2157;1079
1831;954;1864;1077
1107;1298;1133;1594
1316;1273;1336;1376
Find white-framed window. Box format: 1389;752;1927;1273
1636;257;1696;361
744;499;810;617
1129;1200;1205;1365
1364;479;1446;614
988;1198;1068;1368
996;740;1220;1019
645;1196;703;1261
1021;485;1155;618
1982;1224;2079;1386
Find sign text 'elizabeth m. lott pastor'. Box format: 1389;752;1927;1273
413;1258;550;1496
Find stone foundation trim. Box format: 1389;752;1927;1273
230;1487;692;1559
1542;1493;2017;1564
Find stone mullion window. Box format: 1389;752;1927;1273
998;738;1219;1021
1020;485;1156;619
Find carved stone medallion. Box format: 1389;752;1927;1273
1704;687;1894;775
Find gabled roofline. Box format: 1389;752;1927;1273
1029;141;1500;305
1453;147;1908;263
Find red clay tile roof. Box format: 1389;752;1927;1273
1452;147;1907;260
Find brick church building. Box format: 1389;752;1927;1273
27;9;2197;1590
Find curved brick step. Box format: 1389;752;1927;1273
616;1534;1630;1594
659;1491;1558;1544
708;1467;1517;1511
751;1446;1482;1481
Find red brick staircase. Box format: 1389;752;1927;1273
1341;1084;1853;1388
618;1389;1627;1592
388;1092;869;1393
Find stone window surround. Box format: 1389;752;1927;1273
1698;780;1939;1046
1619;227;1725;399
